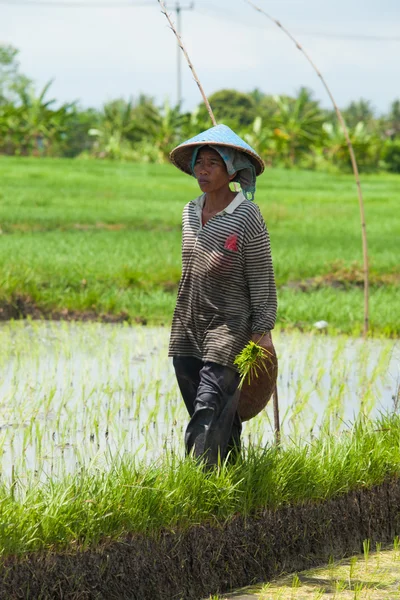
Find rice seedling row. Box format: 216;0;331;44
0;321;397;482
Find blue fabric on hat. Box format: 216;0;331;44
190;145;257;200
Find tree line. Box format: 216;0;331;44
1;44;400;173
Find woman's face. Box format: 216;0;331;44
193;147;233;194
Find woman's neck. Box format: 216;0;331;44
203;187;237;213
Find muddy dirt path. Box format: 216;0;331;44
220;546;400;599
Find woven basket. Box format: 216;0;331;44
237;347;278;422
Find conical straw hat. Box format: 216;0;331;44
170;124;264;176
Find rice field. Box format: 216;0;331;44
0;157;399;334
1;321;398;482
0;157;399;578
0;320;399;556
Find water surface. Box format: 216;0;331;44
0;321;398;480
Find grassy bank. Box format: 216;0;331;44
0;157;399;334
2;413;400;555
2;412;400;598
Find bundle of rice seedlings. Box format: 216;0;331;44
234;341;274;389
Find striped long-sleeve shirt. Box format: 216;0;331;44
168;192;277;369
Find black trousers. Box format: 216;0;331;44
173;356;242;467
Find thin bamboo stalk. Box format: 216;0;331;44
158;0;217;127
273;383;280;446
246;0;369;337
159;0;281;443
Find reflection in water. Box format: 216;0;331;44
0;321;398;479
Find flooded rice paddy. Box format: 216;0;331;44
0;321;398;481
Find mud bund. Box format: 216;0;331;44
2;478;400;599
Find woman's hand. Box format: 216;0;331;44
251;332;275;356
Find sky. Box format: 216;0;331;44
1;0;400;115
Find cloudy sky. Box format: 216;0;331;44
1;0;400;114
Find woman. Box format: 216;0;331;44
169;124;277;467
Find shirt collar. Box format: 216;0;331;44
193;192;245;216
223;191;245;214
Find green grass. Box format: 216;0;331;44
0;157;399;334
2;413;400;555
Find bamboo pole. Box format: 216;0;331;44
272;382;280;446
246;0;369;337
159;0;281;444
158;0;216;126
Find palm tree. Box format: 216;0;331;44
88;97;184;162
151;100;186;159
388;99;400;137
0;43;31;106
342;99;375;129
273;87;325;165
88;98;139;159
133;98;185;160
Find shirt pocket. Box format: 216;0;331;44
205;247;240;280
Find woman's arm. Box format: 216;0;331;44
243;223;277;336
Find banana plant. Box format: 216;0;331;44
322;121;380;172
243;116;276;166
10;80;73;156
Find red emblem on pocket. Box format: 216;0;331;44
224;234;238;252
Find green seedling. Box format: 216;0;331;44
376;542;382;568
291;573;301;589
394;536;400;559
334;579;347;595
363;538;371;569
328;555;336;582
349;556;358;585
